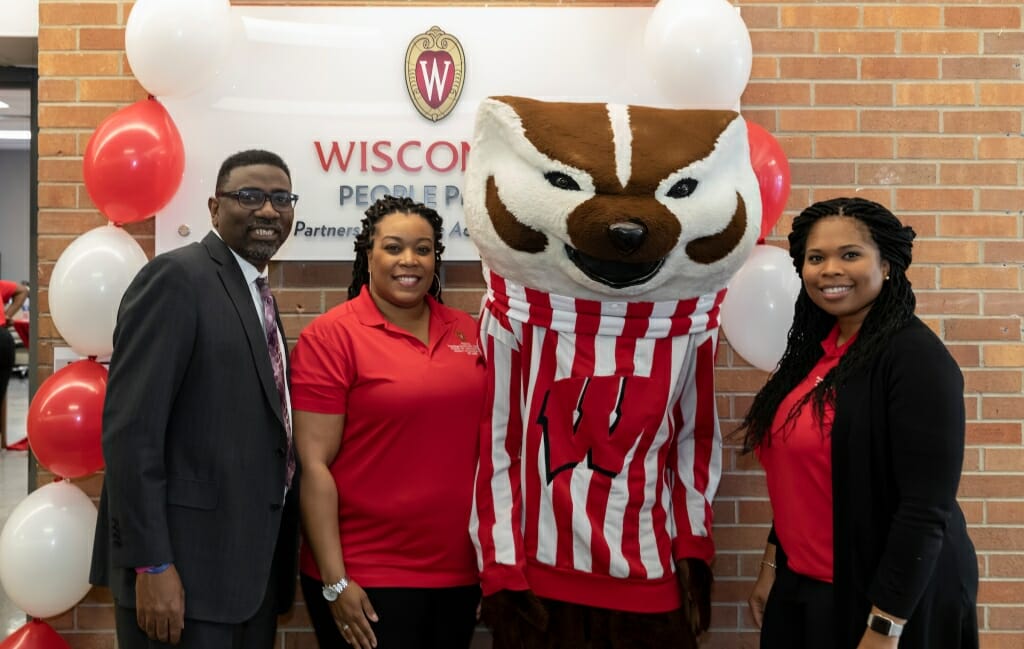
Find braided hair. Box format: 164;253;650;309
739;197;917;452
348;195;446;302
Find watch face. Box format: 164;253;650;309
868;615;894;635
322;586;339;602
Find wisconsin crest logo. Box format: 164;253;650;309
405;26;465;122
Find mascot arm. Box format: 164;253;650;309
670;331;721;564
472;317;531;596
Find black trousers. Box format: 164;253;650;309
300;573;479;649
0;328;14;405
115;575;278;649
760;544;835;649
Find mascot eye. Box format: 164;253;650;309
666;178;698;199
544;171;581;192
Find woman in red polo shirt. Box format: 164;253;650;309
290;196;485;649
739;198;977;649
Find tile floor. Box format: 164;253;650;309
0;376;30;638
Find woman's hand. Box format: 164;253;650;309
747;562;775;629
855;629;899;649
329;580;379;649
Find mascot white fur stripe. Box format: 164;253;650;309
465;96;761;627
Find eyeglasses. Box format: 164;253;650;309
217;188;299;211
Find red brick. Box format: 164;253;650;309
943;57;1023;80
915;291;980;315
38;27;78;51
862;57;939;80
941;266;1019;290
79;78;149;102
896;83;976;106
967;422;1021;445
778;109;857;132
896;188;973;211
946;318;1021;342
814;83;893;106
864;6;941;28
940;214;1019;238
740;82;810;106
80;27;126;51
39;2;119;26
818;31;896;54
38;78;77;102
861;110;939;133
983;344;1024;367
897;136;975;159
980;189;1024;212
738;6;778;29
979;136;1024;159
943;110;1021;134
945;6;1021;29
38;52;121;76
790;161;855;185
981;83;1024;106
984;31;1024;54
902;31;979;55
748;31;815;54
780;6;860;28
37;132;79;157
984;292;1024;317
39;159;85;183
779;57;858;79
941;163;1018;186
39;104;119;129
857;163;936;186
816;135;893;159
986;450;1024;473
963;369;1022;394
750;56;778;80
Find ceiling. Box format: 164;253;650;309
0;87;31;152
0;32;37;152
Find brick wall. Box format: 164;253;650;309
34;1;1024;647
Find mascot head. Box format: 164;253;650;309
464;96;761;301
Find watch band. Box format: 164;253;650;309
322;576;349;601
866;612;904;637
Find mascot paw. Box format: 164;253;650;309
677;558;713;635
481;590;549;649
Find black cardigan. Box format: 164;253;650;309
829;317;978;648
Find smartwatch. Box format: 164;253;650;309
866;612;904;638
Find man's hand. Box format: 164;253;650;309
136;565;185;644
676;558;713;637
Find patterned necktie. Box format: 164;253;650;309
254;276;295;489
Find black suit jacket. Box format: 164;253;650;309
831;317;978;648
90;232;300;624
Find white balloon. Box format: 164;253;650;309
644;0;753;108
720;245;802;372
0;481;98;619
125;0;234;98
49;224;149;358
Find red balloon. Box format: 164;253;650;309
27;359;108;479
83;98;185;225
0;621;71;649
747;121;791;242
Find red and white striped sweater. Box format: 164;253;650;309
470;271;725;613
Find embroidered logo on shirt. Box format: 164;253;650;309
448;331;480;355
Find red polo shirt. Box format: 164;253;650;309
0;280;18;304
757;324;856;583
289;289;485;588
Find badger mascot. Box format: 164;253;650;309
465;96;761;648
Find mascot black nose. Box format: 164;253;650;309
608;221;648;254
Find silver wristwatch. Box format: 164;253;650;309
322;576;349;602
866;613;904;637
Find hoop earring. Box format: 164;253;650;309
430;272;442;301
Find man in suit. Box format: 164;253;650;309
91;149;301;648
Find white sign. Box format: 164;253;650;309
157;7;676;261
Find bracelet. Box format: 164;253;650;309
135;563;172;575
761;559;777;570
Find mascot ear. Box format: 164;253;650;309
472;96;537;165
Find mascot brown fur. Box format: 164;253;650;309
465;96;761;648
